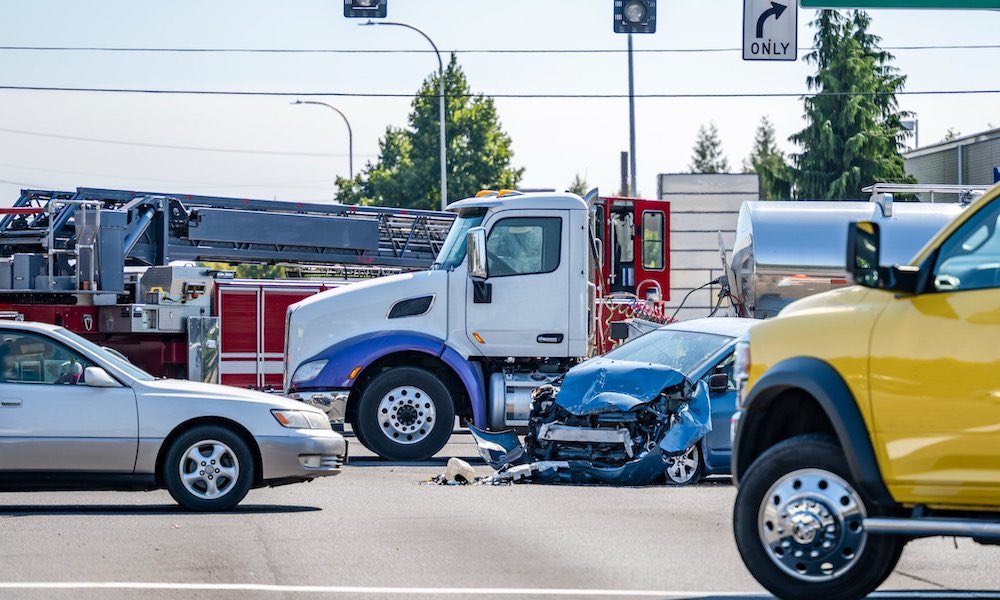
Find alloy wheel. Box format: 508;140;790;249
179;439;241;500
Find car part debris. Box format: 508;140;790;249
469;358;711;486
444;457;476;484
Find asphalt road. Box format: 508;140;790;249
0;431;998;599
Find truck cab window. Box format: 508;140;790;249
486;217;561;277
933;200;1000;293
642;211;665;270
0;331;93;385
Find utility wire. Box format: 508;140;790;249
0;84;996;99
0;125;363;157
0;44;996;54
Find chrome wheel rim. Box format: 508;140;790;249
377;385;436;445
179;440;240;500
758;468;867;582
665;445;700;484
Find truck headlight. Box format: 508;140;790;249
271;409;331;430
290;359;328;385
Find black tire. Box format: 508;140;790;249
354;367;455;461
733;434;904;600
163;425;255;512
664;443;705;486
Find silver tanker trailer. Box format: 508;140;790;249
727;184;989;319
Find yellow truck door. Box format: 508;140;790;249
868;198;1000;508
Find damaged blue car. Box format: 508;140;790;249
470;317;757;486
469;358;712;486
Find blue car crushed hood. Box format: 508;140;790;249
470;358;711;485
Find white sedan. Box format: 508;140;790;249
0;321;347;511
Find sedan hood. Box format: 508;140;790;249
555;358;689;415
138;378;313;412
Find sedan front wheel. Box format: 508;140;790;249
163;425;255;511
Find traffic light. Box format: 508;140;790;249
344;0;387;19
614;0;656;34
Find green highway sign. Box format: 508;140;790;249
800;0;1000;7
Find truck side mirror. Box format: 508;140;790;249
847;221;881;288
467;227;488;280
847;221;920;294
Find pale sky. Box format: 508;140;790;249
0;0;996;205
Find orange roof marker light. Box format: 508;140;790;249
475;190;498;198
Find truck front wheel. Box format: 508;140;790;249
354;367;455;461
733;434;904;600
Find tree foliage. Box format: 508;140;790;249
336;55;523;210
745;116;793;200
690;122;730;174
567;173;589;196
791;10;913;200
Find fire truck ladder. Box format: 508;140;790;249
0;187;456;294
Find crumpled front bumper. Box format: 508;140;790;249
257;428;348;482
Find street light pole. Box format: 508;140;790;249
292;100;354;178
362;20;447;210
627;33;638;197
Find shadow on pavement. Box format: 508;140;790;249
0;504;321;516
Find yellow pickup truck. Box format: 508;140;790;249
730;184;1000;600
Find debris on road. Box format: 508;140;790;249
469;358;711;486
426;457;480;485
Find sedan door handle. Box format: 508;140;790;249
1;398;22;408
537;334;564;344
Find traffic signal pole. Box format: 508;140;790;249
627;33;638;197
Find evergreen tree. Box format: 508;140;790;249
942;127;961;142
745;116;793;200
690;122;730;174
567;173;589;196
336;55;523;210
791;10;913;200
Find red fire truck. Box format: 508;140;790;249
0;187;669;386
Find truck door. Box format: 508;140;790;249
465;210;570;357
868;198;1000;503
632;200;670;302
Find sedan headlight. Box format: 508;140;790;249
271;409;331;430
290;359;328;385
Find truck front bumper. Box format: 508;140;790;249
289;389;349;425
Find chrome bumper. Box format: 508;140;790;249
257;429;348;481
289;390;349;424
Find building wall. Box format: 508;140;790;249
905;129;1000;189
658;173;759;321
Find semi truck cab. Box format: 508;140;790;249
285;191;593;460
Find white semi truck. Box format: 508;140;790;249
284;189;671;460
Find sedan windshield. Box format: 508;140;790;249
603;329;731;375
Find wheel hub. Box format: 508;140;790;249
758;468;867;582
178;440;239;500
377;385;436;446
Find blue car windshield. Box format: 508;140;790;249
434;208;487;270
602;329;731;375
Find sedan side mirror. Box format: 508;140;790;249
708;373;730;395
84;366;121;388
846;221;920;294
466;226;488;281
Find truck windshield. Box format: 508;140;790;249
602;329;731;376
434;208;487;270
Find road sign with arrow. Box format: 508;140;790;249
743;0;798;61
